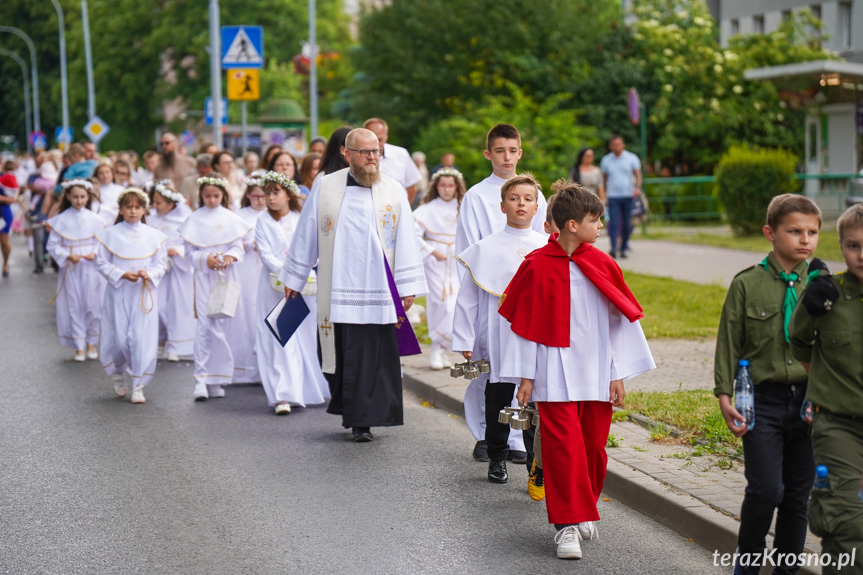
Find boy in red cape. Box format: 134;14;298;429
499;180;655;560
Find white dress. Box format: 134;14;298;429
98;182;125;224
95;221;168;388
500;261;656;399
413;197;459;352
454;173;548;450
453;225;547;448
230;205;266;383
148;203;195;357
46;207;106;350
178;206;251;387
255;211;330;407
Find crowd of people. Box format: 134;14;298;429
2;117;860;570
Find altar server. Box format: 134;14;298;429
149;181;195;361
46;179;105;362
95;188;168;404
255;171;329;414
281;128;427;442
178;176;252;401
413;168;465;369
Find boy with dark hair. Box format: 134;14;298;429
455;123;547;464
789;202;863;575
500;180;654;559
454;174;547;483
715;193;822;574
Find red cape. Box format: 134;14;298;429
498;235;644;347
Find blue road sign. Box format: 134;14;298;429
205;97;229;126
221;26;264;69
54;126;73;144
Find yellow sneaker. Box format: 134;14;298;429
528;460;545;501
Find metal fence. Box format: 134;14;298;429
642;173;860;222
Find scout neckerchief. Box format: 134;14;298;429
761;257;797;342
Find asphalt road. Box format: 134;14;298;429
0;241;723;574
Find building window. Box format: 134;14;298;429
730;18;739;36
811;4;822;43
782;9;792;22
753;14;765;34
839;1;853;50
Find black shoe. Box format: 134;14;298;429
352;427;373;442
507;450;528;465
472;440;489;462
609;250;617;259
488;459;508;483
32;267;44;274
620;250;628;259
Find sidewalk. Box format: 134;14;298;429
403;239;827;574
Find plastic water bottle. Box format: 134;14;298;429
800;399;814;422
813;465;829;490
733;359;755;430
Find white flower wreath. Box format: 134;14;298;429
153;182;185;205
197;176;230;189
61;178;93;191
117;187;150;209
260;171;300;195
431;167;465;182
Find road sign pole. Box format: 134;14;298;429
209;0;223;149
0;49;32;154
241;101;248;156
0;27;41;133
49;0;70;148
309;0;318;140
81;0;96;125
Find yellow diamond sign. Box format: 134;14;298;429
227;69;260;101
83;116;110;143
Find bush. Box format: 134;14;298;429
715;146;798;235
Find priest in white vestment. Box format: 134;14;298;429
281;128;427;442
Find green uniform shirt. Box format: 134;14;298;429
789;271;863;417
714;253;809;398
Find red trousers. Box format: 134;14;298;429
537;401;612;525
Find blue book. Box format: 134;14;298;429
264;294;310;347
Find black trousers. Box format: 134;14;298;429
485;382;532;462
737;381;814;575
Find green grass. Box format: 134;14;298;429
413;296;430;344
625;390;741;454
626;273;726;339
641;228;844;263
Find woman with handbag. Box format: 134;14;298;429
178;176;252;401
254;171;329;414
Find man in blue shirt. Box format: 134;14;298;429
600;136;642;258
54;143;96;195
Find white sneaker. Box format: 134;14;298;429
86;347;98;360
275;403;291;415
554;526;583;559
193;382;209;401
158;345;165;358
207;384;225;398
578;521;599;541
113;374;128;398
167;354;180;362
74;350;86;362
130;386;146;404
429;349;445;370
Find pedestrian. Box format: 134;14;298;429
256;171;329;415
0;164;20;278
715;194;822;574
600;136;642;259
453;173;547;484
229;174;267;384
95;188;168;404
790;202;863;575
413;168;465;370
148;181;194;362
181;154;212;210
500;180;654;560
299;153;321;199
317;127;352;177
113;160;133;188
309;137;327;158
267;152;303;200
211;151;242;209
410;151;430;208
430;152;457;177
260;145;283;171
455;123;548;464
363;118;423;204
568;148;605;203
178;176;252;401
94;163;124;224
154;133;196;193
45;179;105;361
280;128;427;442
242;151;260;176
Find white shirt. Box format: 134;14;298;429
500;261;655;402
281;177;427;325
380;143;422;191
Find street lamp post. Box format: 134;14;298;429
209;0;222;149
49;0;70;147
308;0;318;140
0;27;40;133
81;0;96;123
0;49;33;154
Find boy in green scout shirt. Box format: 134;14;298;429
715;194;822;575
789;203;863;574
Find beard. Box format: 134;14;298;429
161;151;176;166
351;163;381;188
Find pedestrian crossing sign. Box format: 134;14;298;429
83;116;110;143
227;69;260;101
221;26;264;69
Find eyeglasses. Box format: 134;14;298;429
160;141;172;146
347;148;383;157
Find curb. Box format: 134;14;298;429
403;372;821;575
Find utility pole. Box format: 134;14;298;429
0;27;40;133
308;0;318;140
81;0;96;122
0;49;32;154
49;0;70;147
209;0;223;148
